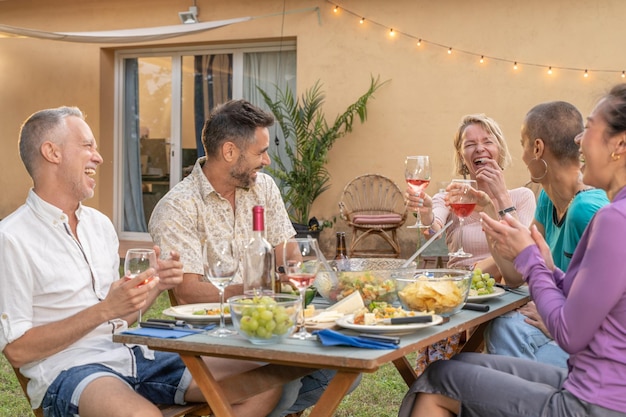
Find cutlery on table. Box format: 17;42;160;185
357;333;401;345
143;318;208;331
462;303;490;312
375;315;433;325
494;283;529;295
147;318;187;326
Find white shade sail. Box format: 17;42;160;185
0;17;251;43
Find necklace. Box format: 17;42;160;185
552;188;591;226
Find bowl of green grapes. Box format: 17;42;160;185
228;294;300;345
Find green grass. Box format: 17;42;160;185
1;292;411;417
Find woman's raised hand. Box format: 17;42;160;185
405;186;434;226
479;212;535;261
474;158;509;204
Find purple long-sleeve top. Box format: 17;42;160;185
514;186;626;413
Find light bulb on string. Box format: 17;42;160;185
328;3;625;80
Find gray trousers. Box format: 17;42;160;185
398;352;625;417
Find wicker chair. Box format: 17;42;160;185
339;173;407;258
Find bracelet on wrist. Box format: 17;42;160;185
498;206;517;218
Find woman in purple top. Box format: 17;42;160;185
398;84;626;417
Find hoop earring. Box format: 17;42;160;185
528;157;548;182
611;151;621;161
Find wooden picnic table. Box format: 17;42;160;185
113;289;529;417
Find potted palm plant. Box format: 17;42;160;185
258;75;387;236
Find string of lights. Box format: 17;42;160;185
328;1;626;79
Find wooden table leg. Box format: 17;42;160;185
180;354;315;417
460;322;489;353
392;357;418;386
180;354;237;417
307;371;361;417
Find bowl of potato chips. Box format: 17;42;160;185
395;269;471;317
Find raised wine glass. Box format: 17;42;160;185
447;179;477;258
203;241;239;337
405;155;432;229
282;237;321;340
124;248;158;327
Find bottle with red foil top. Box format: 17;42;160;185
243;205;275;295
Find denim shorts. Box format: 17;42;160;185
41;347;192;417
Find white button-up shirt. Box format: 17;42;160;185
0;190;148;408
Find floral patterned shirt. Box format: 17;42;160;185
148;157;295;283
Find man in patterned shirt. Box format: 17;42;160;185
149;99;342;417
1;106;281;417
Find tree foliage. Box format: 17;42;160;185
258;75;388;225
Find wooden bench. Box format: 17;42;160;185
11;366;212;417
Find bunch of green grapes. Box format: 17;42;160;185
236;296;295;339
470;267;496;295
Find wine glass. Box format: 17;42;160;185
447;179;478;258
203;241;239;337
282;237;322;340
405;156;432;229
124;248;158;327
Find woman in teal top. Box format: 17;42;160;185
535;188;608;271
484;101;609;368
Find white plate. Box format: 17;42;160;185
162;303;231;323
335;314;443;336
467;286;505;302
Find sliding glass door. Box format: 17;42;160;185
115;43;296;240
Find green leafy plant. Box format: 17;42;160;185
258;75;388;227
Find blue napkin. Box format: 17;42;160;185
314;329;398;350
122;324;215;339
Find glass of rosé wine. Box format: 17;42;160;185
447;179;477;258
405;155;432;229
124;248;158;327
281;237;321;340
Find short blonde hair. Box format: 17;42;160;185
452;114;512;176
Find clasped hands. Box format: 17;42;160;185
480;213;555;271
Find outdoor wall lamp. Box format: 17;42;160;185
179;5;199;24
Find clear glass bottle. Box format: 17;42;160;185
334;231;350;271
244;205;275;296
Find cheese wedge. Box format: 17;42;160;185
306;291;366;323
328;291;366;314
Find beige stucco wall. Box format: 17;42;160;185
1;0;624;256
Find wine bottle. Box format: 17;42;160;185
244;205;275;296
334;232;350;271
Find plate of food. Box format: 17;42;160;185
467;286;505;302
336;313;443;336
162;303;231;324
